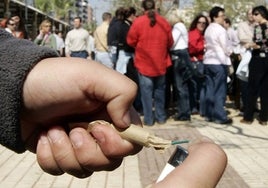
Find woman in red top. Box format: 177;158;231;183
188;14;209;116
127;0;173;126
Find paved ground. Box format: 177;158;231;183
0;106;268;188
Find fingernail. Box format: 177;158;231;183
48;129;62;144
91;128;105;144
39;134;49;144
70;131;83;148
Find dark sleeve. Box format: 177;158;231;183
0;29;59;153
108;19;120;46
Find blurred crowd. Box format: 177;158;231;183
1;2;268;127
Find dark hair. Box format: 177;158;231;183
209;6;224;22
224;18;231;25
124;7;136;19
115;7;125;21
74;16;82;23
102;12;112;21
189;14;209;32
252;5;268;20
142;0;156;27
11;14;28;39
6;17;15;27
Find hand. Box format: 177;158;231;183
153;137;227;188
21;57;142;178
250;43;260;49
39;29;45;36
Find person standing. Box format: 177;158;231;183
116;7;136;74
223;17;241;109
236;8;255;115
65;17;91;59
241;5;268;126
94;12;113;68
166;8;195;121
203;6;233;124
188;14;209;116
107;7;125;65
34;19;57;50
53;29;65;57
127;0;173;126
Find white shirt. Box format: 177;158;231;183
89;35;95;53
54;34;65;51
204;23;232;65
5;28;13;34
237;21;254;45
226;27;240;49
171;22;188;50
65;27;91;55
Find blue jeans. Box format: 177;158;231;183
189;61;205;114
95;51;114;69
204;64;228;122
172;49;193;120
138;73;166;125
70;50;88;59
199;75;207;116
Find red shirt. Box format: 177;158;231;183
127;13;173;77
188;28;205;62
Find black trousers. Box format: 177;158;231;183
244;55;268;121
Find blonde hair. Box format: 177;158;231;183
166;8;183;26
39;19;51;30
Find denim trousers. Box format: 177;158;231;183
138;73;166;125
189;61;205;114
204;64;228;122
172;49;193;119
70;50;88;59
95;51;114;69
115;50;133;74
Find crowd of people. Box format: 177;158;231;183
1;0;268;186
2;4;267;127
88;4;268;127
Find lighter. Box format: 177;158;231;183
156;145;188;182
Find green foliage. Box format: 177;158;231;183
110;0;176;16
193;0;265;27
35;0;52;12
35;0;75;20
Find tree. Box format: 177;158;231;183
193;0;265;27
35;0;75;21
110;0;175;16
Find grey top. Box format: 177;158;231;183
0;29;59;153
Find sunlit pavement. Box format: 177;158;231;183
0;106;268;188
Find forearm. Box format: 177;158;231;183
0;29;59;153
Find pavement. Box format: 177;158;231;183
0;103;268;188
